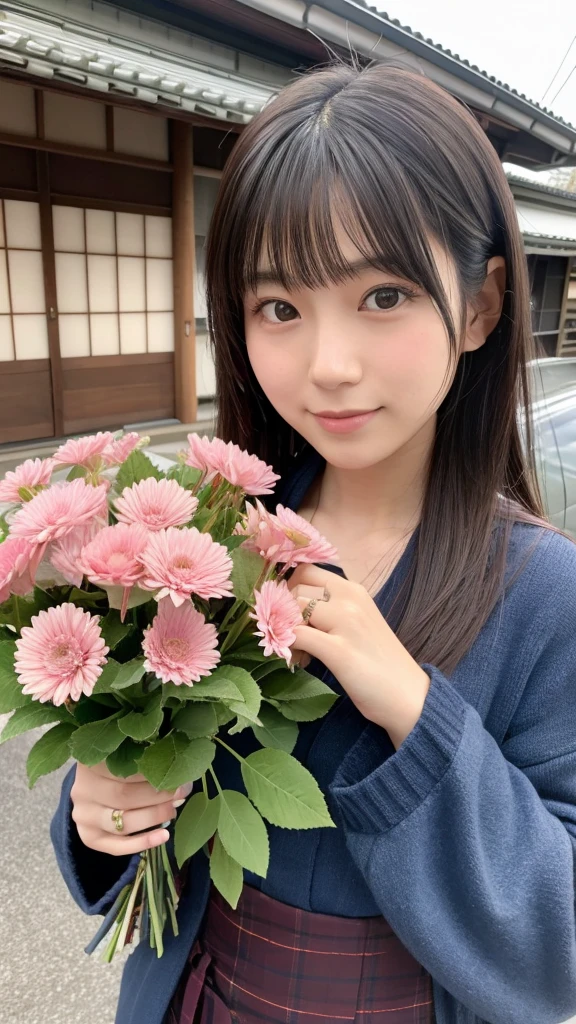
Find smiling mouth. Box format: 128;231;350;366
311;408;381;434
312;409;378;419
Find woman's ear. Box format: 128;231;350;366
463;256;507;352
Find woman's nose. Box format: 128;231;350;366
307;329;363;389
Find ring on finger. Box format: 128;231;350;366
302;598;318;623
111;808;124;833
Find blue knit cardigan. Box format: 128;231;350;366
51;454;576;1024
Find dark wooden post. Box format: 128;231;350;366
171;120;197;424
37;150;64;437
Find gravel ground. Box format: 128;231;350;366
0;723;123;1024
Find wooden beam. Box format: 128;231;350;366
171;119;197;424
36;150;64;436
0;129;172;172
105;106;115;152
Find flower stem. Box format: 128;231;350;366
220;609;252;654
145;852;164;957
214;736;246;765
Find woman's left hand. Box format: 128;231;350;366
288;564;431;749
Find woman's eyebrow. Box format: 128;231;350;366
254;257;393;286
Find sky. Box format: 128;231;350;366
376;1;576;139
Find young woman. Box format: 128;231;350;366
52;63;576;1024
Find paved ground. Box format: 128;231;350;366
0;723;124;1024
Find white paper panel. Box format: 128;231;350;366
145;216;172;258
88;255;118;312
120;312;147;354
118;257;146;312
59;314;91;358
90;313;120;356
55;253;88;313
8;251;45;313
116;213;145;256
53;206;85;253
113;108;169;161
146;258;173;311
0;81;36;136
44;92;106;150
0;315;14;361
148;311;174;352
86;209;116;255
13;314;49;359
0;202;4;248
0;250;10;314
4;200;41;250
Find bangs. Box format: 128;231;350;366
231;121;457;342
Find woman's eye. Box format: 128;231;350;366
362;287;406;311
260;300;299;324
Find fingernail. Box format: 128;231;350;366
173;798;186;808
176;783;193;799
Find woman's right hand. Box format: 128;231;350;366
70;761;192;857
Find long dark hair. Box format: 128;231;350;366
205;62;548;673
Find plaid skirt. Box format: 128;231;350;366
166;885;434;1024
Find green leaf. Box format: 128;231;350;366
91;659;121;695
163;674;245;704
241;749;335;830
116;450;162;490
217;789;269;877
174;791;220;867
216;666;261;724
138;733;216;790
172;702;218;739
26;722;76;787
228;714;254;736
0;702;72;744
253;658;287;681
66;465;87;481
99;610;134;651
119;693;164;741
263;669;336;702
210;833;243;909
0;640;30;713
106;737;145;778
223;536;245;552
166;463;203;490
273;694;338;722
215;705;235;727
68;588;107;606
74;697;120;725
230;548;265;603
252;705;298;754
110;658;146;691
69;715;124;766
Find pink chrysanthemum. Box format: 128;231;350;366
252;580;302;663
50;519;105;588
237;501;338;568
186;434;279;495
79;522;149;621
141;526;233;606
52;432;115;470
15;603;108;705
104;432;143;466
142;599;220;685
10;480;108;578
0;537;34;603
115;478;198;531
0;458;55;504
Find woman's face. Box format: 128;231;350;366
243;226;473;472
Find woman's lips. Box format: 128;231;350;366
312;409;380;434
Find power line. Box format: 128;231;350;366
550;60;576;107
541;33;576;103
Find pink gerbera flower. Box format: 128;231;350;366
141;527;233;606
115;478;198;531
252;580;302;663
104;432;144;466
237;501;338;568
52;432;114;470
142;599;220;685
0;537;34;603
186;434;279;495
0;458;55;504
79;522;149;619
49;519;105;588
15;603;108;705
10;480;108;579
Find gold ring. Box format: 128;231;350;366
322;587;331;602
111;809;124;833
302;598;318;623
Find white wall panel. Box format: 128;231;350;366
59;314;91;358
116;213;145;256
145;216;172;258
13;314;49;359
8;251;45;313
90;313;119;355
56;253;88;313
120;312;147;354
88;254;118;312
86;209;116;255
146;258;173;311
53;206;85;253
118;257;146;312
0;315;13;361
148;311;174;352
4;200;42;250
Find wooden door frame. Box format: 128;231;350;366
36;150;64;436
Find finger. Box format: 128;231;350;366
295;594;335;631
292;623;336;663
290;584;327;601
72;774;180;811
75;823;170;857
288;564;344;594
288;648;311;670
80;800;178;837
88;762;148;783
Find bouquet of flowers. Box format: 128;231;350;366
0;430;339;961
